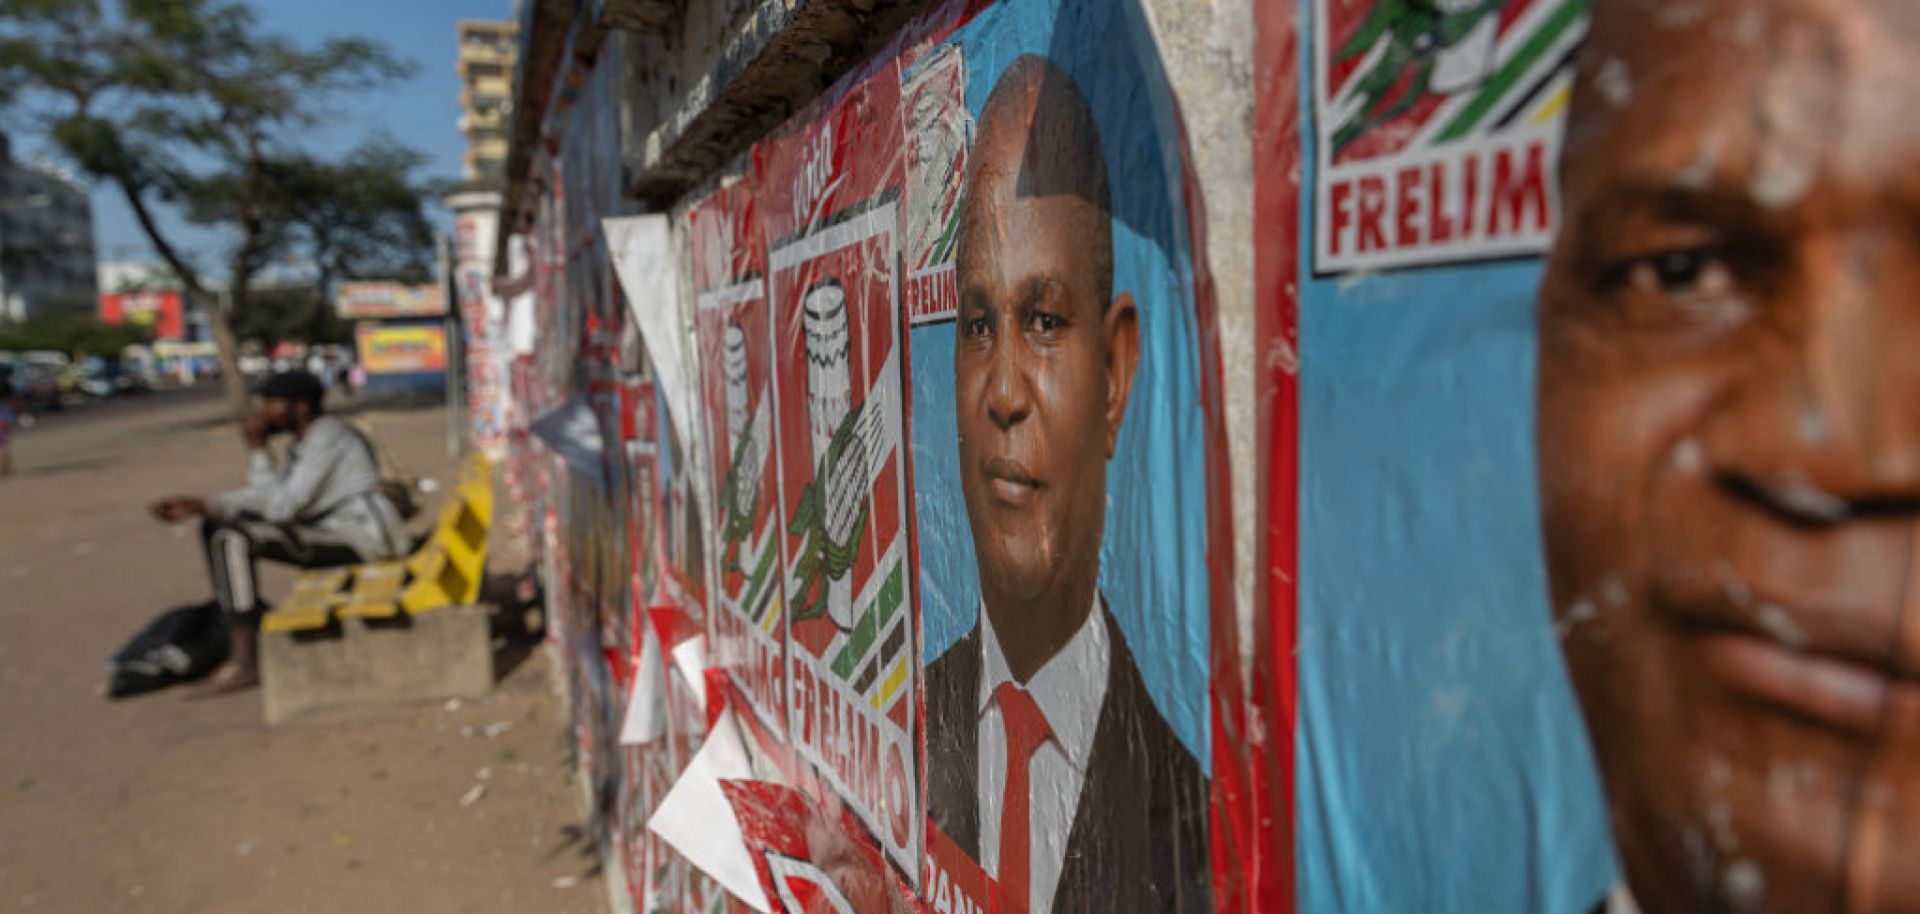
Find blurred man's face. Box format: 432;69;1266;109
954;121;1134;618
1539;1;1920;910
260;397;295;433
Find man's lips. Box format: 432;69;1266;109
981;456;1041;507
1697;631;1898;736
1655;571;1917;736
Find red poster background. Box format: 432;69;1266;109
692;182;789;739
1247;0;1300;910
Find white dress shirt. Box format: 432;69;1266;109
1602;884;1640;914
975;594;1111;914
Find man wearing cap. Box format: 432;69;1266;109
150;371;409;691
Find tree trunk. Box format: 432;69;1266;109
205;288;249;419
113;176;251;419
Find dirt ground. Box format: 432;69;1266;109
0;389;609;914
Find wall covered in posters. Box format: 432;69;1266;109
647;0;1233;905
450;197;511;458
517;0;1240;910
483;0;1920;906
509;0;1912;909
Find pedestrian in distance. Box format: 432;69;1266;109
0;373;20;477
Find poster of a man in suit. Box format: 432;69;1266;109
1539;0;1920;911
921;52;1211;914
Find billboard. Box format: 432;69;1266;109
356;323;448;374
98;290;185;341
335;281;447;319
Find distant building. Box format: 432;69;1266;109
97;260;186;297
457;20;518;180
0;134;96;323
98;261;199;342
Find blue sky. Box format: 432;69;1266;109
79;0;517;266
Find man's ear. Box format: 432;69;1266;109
1103;290;1140;458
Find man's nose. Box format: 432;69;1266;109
983;333;1033;431
1704;239;1920;517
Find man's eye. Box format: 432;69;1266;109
1028;312;1065;333
962;316;991;338
1625;248;1734;297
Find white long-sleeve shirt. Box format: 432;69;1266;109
207;415;409;561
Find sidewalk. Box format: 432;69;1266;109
0;389;606;914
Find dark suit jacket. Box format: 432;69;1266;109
924;602;1210;914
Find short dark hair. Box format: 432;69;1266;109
963;54;1115;309
255;370;325;412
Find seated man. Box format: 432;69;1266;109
150;370;408;691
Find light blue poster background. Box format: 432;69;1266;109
911;0;1212;769
1294;0;1617;909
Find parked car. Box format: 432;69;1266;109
16;352;71;407
77;356;152;398
1;361;64;412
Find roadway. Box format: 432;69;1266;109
0;388;607;914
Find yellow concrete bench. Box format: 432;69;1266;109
266;568;354;632
262;456;493;633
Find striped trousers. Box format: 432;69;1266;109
199;516;361;622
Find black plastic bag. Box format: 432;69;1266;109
106;602;230;699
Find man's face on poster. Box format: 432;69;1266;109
1539;0;1920;910
954;67;1137;618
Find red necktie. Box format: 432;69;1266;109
994;680;1053;914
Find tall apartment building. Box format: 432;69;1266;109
0;134;96;324
456;20;518;180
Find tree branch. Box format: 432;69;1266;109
114;173;207;299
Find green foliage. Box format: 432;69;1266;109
0;0;433;411
231;284;352;348
279;139;436;288
0;311;150;356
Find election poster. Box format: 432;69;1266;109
1292;1;1625;913
757;56;921;882
900;0;1226;912
1310;0;1586;273
692;181;788;740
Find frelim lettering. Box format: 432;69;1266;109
1324;137;1552;268
906;264;957;324
790;651;912;854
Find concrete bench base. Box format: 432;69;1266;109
260;604;493;725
